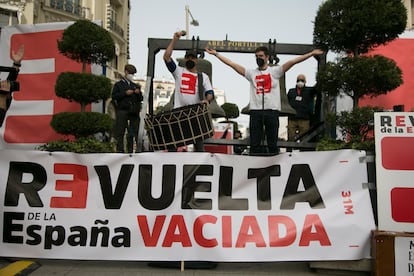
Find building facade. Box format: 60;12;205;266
0;0;131;81
404;0;414;29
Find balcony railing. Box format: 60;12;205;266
108;18;124;38
44;0;125;38
45;0;84;18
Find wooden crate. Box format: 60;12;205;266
372;230;414;276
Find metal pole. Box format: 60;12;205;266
185;5;189;39
137;76;153;152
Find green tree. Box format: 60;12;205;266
314;0;407;56
313;0;406;151
316;55;403;107
39;20;115;153
221;102;239;120
57;19;115;72
316;106;383;152
313;0;406;107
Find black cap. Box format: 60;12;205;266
185;50;198;58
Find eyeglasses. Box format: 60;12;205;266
297;79;305;82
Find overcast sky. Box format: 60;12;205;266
129;0;325;127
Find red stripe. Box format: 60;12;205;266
381;137;414;170
391;187;414;223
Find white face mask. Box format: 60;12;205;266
296;81;305;88
126;73;134;81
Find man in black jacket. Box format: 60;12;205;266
0;45;24;128
111;64;143;153
287;74;317;141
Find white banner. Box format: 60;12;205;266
395;236;414;276
375;112;414;232
0;149;375;261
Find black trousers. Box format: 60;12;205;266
249;110;280;155
113;109;139;153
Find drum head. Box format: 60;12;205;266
145;103;213;150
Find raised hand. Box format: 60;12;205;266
205;48;217;56
12;45;24;63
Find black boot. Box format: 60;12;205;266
0;108;6;127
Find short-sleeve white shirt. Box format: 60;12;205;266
244;65;284;111
171;66;213;108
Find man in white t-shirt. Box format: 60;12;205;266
206;46;323;155
163;31;214;152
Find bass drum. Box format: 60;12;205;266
144;103;214;150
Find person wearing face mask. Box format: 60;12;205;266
163;31;214;152
287;74;318;142
111;64;143;153
205;47;324;156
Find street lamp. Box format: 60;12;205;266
185;5;199;39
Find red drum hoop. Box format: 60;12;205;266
144;103;213;150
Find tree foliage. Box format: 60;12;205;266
313;0;406;108
313;0;407;55
40;20;116;153
317;106;383;152
51;112;112;138
331;106;382;142
313;0;406;150
221;102;239;119
57;19;115;71
38;137;115;154
316;55;403;106
55;72;112;108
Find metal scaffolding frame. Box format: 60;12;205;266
138;37;327;152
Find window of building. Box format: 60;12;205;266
411;0;414;28
65;0;73;13
50;0;81;15
73;0;81;15
0;8;18;27
109;6;117;24
56;0;64;10
108;6;124;36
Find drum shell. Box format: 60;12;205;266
144;103;213;150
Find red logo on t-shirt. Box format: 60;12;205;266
180;73;197;95
255;74;271;94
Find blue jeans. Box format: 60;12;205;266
249;110;279;155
